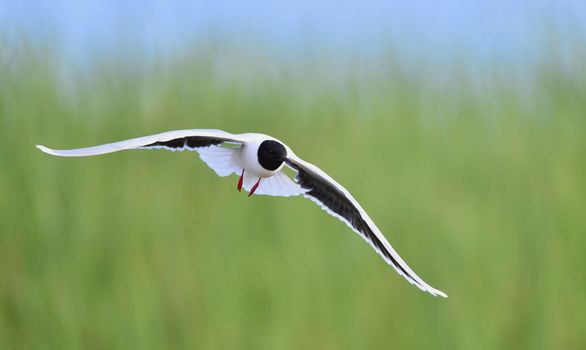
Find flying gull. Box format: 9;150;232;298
37;129;447;297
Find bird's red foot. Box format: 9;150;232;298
248;178;261;197
237;169;244;192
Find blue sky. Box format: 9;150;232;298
1;0;585;62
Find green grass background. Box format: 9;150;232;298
1;43;585;349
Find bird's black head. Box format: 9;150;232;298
258;140;287;171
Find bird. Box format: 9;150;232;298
37;129;447;297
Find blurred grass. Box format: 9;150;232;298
0;42;585;350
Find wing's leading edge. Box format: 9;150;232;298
36;129;243;157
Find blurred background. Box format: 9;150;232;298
1;0;585;349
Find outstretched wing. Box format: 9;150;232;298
37;129;245;177
37;129;242;156
285;153;447;297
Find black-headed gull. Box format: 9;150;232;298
37;129;447;297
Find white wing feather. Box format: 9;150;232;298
36;129;242;157
196;145;242;177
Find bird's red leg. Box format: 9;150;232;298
237;169;244;192
248;178;261;197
